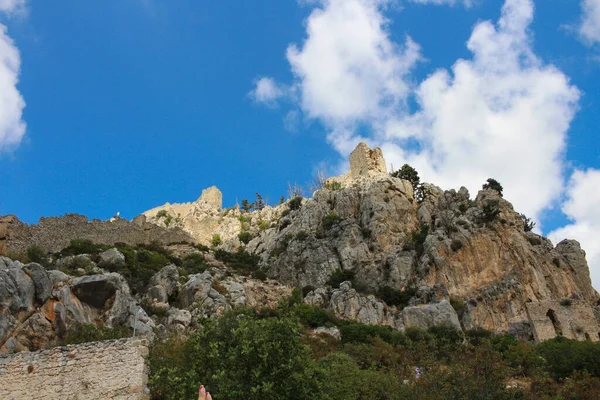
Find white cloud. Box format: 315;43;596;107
0;23;26;153
409;0;473;6
381;0;580;222
249;77;286;107
0;0;26;14
257;0;580;224
549;169;600;289
579;0;600;45
286;0;421;126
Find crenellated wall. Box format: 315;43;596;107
0;338;149;400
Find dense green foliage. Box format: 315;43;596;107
54;239;176;293
391;164;424;202
60;323;130;345
289;196;303;211
483;178;504;197
376;286;416;308
148;297;600;400
411;224;429;257
149;310;322;400
322;213;343;230
237;231;253;244
326;269;355;288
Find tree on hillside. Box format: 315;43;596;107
254;193;265;211
482;178;503;197
391;164;423;202
241;199;252;212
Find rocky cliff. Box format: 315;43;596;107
1;143;599;352
139;143;600;341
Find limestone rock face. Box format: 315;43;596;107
98;248;126;268
402;301;461;331
0;258;155;353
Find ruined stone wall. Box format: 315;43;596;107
327;142;388;187
349;142;387;179
0;338;149;400
2;214;193;254
0;217;7;256
526;300;600;342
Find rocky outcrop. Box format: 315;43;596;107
141;186;289;249
247;143;599;341
0;257;154;353
305;282;461;331
2;213;193;254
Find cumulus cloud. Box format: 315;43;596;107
256;0;580;224
409;0;473;6
286;0;421;127
381;0;580;222
549;169;600;289
579;0;600;45
0;0;26;14
0;22;26;153
249;77;286;107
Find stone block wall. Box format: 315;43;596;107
526;299;600;342
2;213;193;254
0;338;149;400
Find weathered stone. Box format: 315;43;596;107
402;300;462;331
167;309;192;327
72;274;122;308
98;248;126;268
526;299;599;342
0;338;150;399
22;263;52;305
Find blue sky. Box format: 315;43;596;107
1;0;600;286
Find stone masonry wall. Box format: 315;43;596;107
526;299;600;342
0;338;149;400
1;214;193;254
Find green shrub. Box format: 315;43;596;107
465;327;494;346
257;220;270;231
26;245;47;265
293;304;334;328
411;224;429;257
339;322;405;346
60;239;107;256
238;231;253;244
482;178;504;197
427;325;464;344
156;210;168;219
376;286;415;309
60;323;130;346
325;181;343;191
239;215;249;223
481;200;500;223
552;257;561;268
327;270;355;289
302;285;316;297
560;299;572;307
289;196;303;211
211;234;222;247
450;239;463;252
181;253;207;276
323;213;343;230
296;231;309;241
195;243;210;252
449;297;467;318
148;310;322;400
215;249;260;276
252;270;268;281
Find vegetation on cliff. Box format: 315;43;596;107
147;295;600;400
